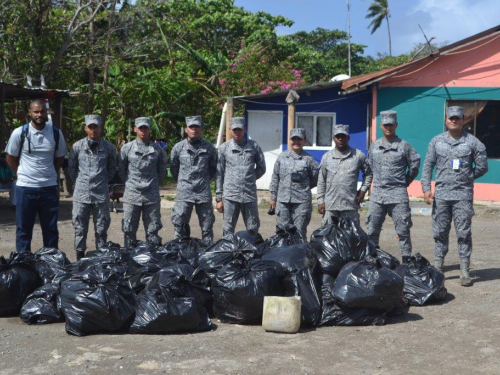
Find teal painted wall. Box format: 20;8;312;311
376;86;500;184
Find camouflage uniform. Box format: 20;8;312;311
421;131;488;261
119;130;168;247
269;149;319;237
317;146;372;224
69;135;117;252
170;138;217;243
216;133;266;235
366;137;420;257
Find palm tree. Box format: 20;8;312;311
366;0;392;56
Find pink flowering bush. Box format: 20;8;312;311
218;44;305;97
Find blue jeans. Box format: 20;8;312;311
15;185;59;253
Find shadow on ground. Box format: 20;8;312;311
446;268;500;284
389;312;424;324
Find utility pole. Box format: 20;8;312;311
346;0;351;77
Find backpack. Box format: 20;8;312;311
18;123;60;159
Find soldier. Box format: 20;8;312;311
216;117;266;235
118;117;168;247
366;110;421;263
69;114;117;260
421;106;488;287
317;124;372;224
269;128;319;238
170;115;217;244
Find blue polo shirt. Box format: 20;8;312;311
6;122;67;188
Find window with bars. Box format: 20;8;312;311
446;100;500;159
296;113;336;148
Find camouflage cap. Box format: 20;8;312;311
446;106;464;118
85;114;102;126
186;115;202;127
290;128;306;139
380;110;398;125
135;117;151;128
230;117;246;129
333;124;349;136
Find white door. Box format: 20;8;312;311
247;111;283;190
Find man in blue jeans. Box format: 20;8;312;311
6;99;67;252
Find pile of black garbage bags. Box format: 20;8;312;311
0;219;447;336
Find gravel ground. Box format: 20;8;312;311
1;196;499;375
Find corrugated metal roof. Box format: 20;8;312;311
234;80;342;101
0;81;70;102
341;23;500;92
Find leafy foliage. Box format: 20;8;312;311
0;0;413;148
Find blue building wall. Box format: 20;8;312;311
243;87;372;164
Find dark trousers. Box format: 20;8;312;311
15;185;59;253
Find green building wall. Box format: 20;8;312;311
376;86;500;184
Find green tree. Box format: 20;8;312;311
279;28;368;82
366;0;392;56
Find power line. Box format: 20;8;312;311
237;90;369;106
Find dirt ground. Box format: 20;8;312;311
1;195;500;375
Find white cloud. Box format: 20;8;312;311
397;0;500;53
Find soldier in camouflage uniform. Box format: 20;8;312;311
366;110;421;263
216;117;266;235
317;124;372;224
422;106;488;287
170;115;217;244
269;128;318;238
69;114;117;260
118;117;168;247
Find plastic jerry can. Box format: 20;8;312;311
262;296;301;334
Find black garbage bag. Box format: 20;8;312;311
60;267;136;336
212;259;283;324
20;283;63;324
332;257;404;311
0;253;42;316
394;253;447;306
260;243;317;276
130;288;212;334
197;233;257;280
126;240;157;252
283;267;321;326
86;242;130;263
320;271;387;326
126;248;189;293
372;244;400;270
309;217;372;278
257;225;307;255
158;238;207;267
320;302;388;326
99;241;121;251
34;247;71;267
235;230;264;247
147;264;212;313
72;256;127;277
33;247;72;284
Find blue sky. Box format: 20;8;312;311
234;0;500;57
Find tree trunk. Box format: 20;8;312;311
88;6;95;112
46;0;104;84
101;0;117;126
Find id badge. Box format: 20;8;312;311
452;159;461;170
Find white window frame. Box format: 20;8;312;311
295;112;336;150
